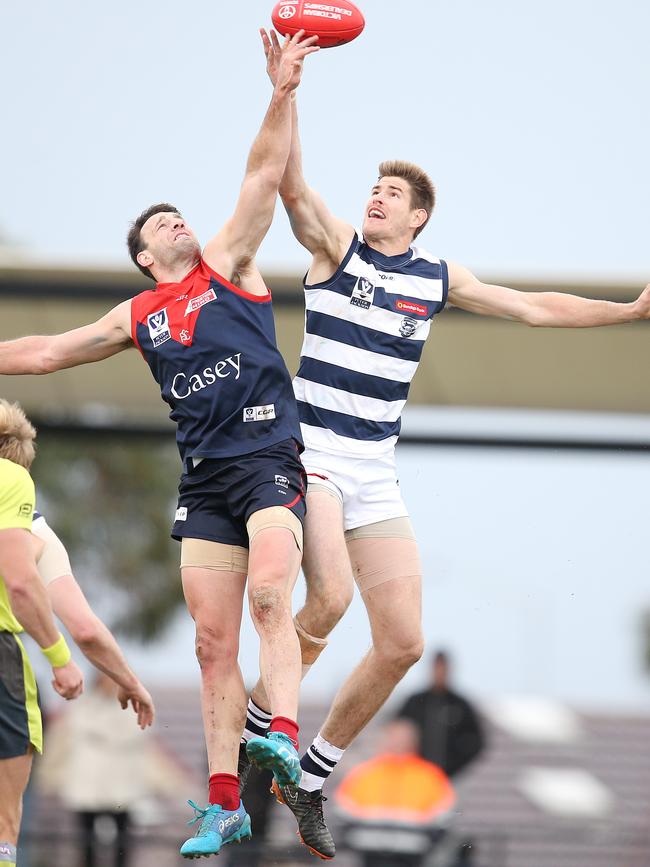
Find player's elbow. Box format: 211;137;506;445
69;616;102;651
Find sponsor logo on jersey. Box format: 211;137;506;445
18;502;32;517
350;277;375;309
275;474;289;489
396;299;428;316
185;287;217;315
175;507;188;521
148;308;172;346
170;353;242;400
243;404;276;422
399;316;418;338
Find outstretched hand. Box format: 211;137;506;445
261;28;319;93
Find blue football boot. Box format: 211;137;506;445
245;731;301;786
180;799;252;859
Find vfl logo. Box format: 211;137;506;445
243;404;276;423
278;3;297;19
350;277;375;310
147;308;171;347
185;288;217;315
399;317;418;338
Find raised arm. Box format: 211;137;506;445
260;28;354;276
0;299;132;374
203;31;319;280
447;261;650;327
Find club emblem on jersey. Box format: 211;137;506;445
179;329;191;343
399;316;418;338
350;277;375;310
147;308;171;347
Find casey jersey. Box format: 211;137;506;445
0;458;35;633
294;232;448;458
131;258;302;468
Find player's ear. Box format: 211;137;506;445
411;209;427;232
137;250;154;270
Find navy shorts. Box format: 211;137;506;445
171;437;307;548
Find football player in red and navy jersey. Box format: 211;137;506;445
0;31;319;859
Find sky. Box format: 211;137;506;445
2;0;649;282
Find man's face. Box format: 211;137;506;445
362;176;424;244
138;211;201;274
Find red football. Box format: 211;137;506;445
271;0;365;49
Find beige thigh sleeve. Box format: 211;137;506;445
180;537;248;573
344;515;416;542
346;524;421;594
32;518;73;586
246;506;304;553
306;478;343;506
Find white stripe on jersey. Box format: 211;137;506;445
300;423;399;459
344;251;445;302
306;287;431;342
300;333;419;383
294;377;406;423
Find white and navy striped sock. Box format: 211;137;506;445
241;698;272;743
300;733;345;792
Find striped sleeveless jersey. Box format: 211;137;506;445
294;232;448;458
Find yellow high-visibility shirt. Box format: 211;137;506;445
0;458;35;632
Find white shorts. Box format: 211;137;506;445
301;447;409;532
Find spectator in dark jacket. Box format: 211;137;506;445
396;650;485;778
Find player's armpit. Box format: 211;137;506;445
283;185;354;265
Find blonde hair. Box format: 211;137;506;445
378;160;436;238
0;400;37;469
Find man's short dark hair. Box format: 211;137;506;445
127;202;181;280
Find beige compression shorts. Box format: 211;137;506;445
180;506;303;573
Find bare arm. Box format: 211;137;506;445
447;261;650;327
0;529;83;699
203;31;320;281
48;575;154;728
261;29;354;274
0;300;133;374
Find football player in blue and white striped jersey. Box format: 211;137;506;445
256;27;650;861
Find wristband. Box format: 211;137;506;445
41;633;71;668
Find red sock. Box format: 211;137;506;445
209;772;239;810
270;716;299;748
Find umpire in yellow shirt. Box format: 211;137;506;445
0;400;83;867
